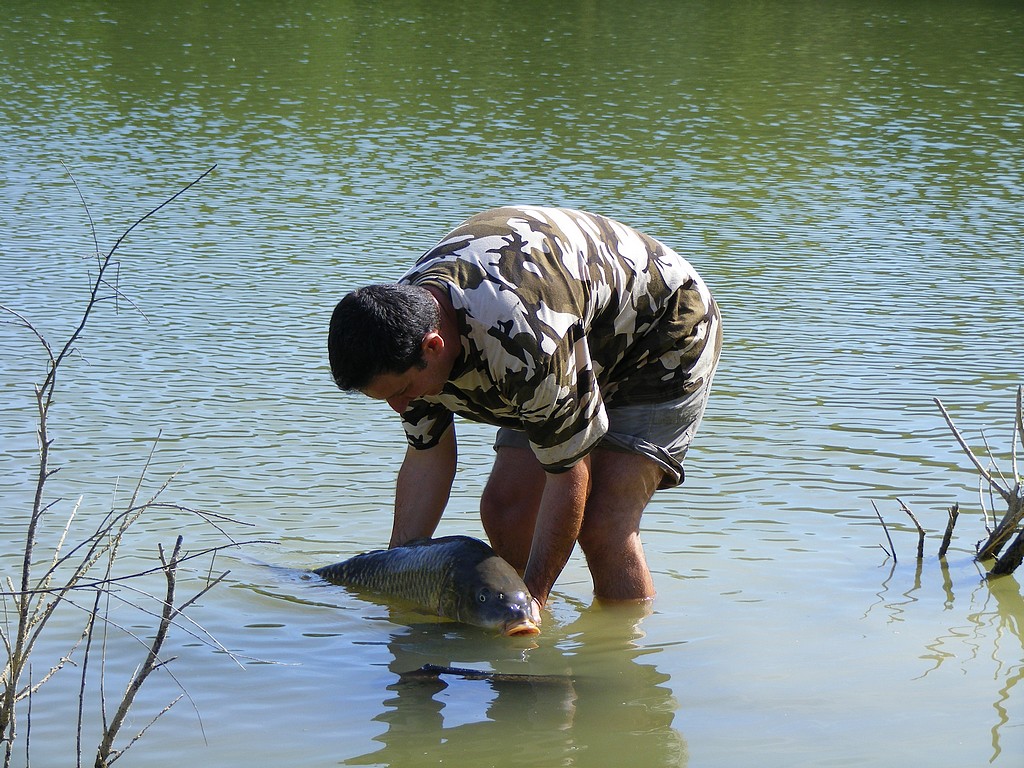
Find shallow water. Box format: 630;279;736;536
1;1;1023;766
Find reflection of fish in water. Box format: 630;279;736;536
398;663;573;686
313;536;540;636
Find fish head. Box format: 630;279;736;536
449;553;541;636
469;584;540;637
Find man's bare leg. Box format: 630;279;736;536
483;445;662;601
577;448;662;601
480;446;545;572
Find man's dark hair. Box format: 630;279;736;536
328;283;440;391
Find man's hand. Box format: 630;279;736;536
529;596;543;626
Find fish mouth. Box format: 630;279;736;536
502;618;541;637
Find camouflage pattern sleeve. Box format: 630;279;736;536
396;206;717;473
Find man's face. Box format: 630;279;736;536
360;332;449;414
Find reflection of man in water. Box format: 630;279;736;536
329;207;721;617
344;606;687;768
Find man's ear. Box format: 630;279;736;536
422;330;444;355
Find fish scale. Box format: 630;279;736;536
312;536;540;636
315;543;455;611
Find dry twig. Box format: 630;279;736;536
934;389;1024;574
938;503;960;559
872;501;896;564
897;499;927;560
0;165;259;767
872;389;1022;575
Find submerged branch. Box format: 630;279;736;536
94;537;183;767
931;389;1024;574
0;165;252;767
1014;385;1023;481
897;499;927;560
990;529;1024;577
937;503;960;559
872;501;896;564
934;397;1011;504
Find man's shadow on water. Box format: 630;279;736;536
342;601;689;768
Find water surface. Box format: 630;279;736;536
1;1;1022;766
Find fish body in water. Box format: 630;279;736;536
313;535;539;636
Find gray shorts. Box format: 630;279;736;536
493;377;716;490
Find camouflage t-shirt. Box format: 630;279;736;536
398;206;720;473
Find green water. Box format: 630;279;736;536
1;1;1023;766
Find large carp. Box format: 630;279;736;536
313;535;540;636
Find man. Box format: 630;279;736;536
328;206;721;620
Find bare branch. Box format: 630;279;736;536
934;397;1012;503
95;537;183;767
49;165;217;391
1015;385;1023;482
872;501;897;564
0;306;54;360
105;695;184;766
898;498;927;560
990;529;1024;577
980;428;1012;490
2;539;273;597
59;160;100;262
938;503;960;559
1;165;235;765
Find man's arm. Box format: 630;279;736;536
522;457;591;606
390;425;457;547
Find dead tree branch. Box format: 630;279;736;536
898;499;927;560
934;397;1011;504
0;165;253;768
94;537;183;768
934;389;1024;573
872;501;897;564
938;503;960;559
874;389;1022;576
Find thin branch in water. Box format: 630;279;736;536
126;433;164;515
25;664;33;768
979;428;1012;490
107;695;184;766
59;160;100;263
990;528;1024;577
898;498;927;560
77;585;103;768
938;503;960;559
84;581;278;670
89;576;233;656
934;397;1011;503
979;475;995;535
20;633;86;702
1015;385;1023;479
1;165;252;766
95;537;183;767
872;501;897;564
1;539;275;597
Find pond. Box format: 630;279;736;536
1;1;1022;766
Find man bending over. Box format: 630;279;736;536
328;206;722;620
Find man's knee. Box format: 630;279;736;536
480;476;517;528
481;449;542;521
577;507;645;571
480;448;545;570
578;513;655;601
578;451;662;555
